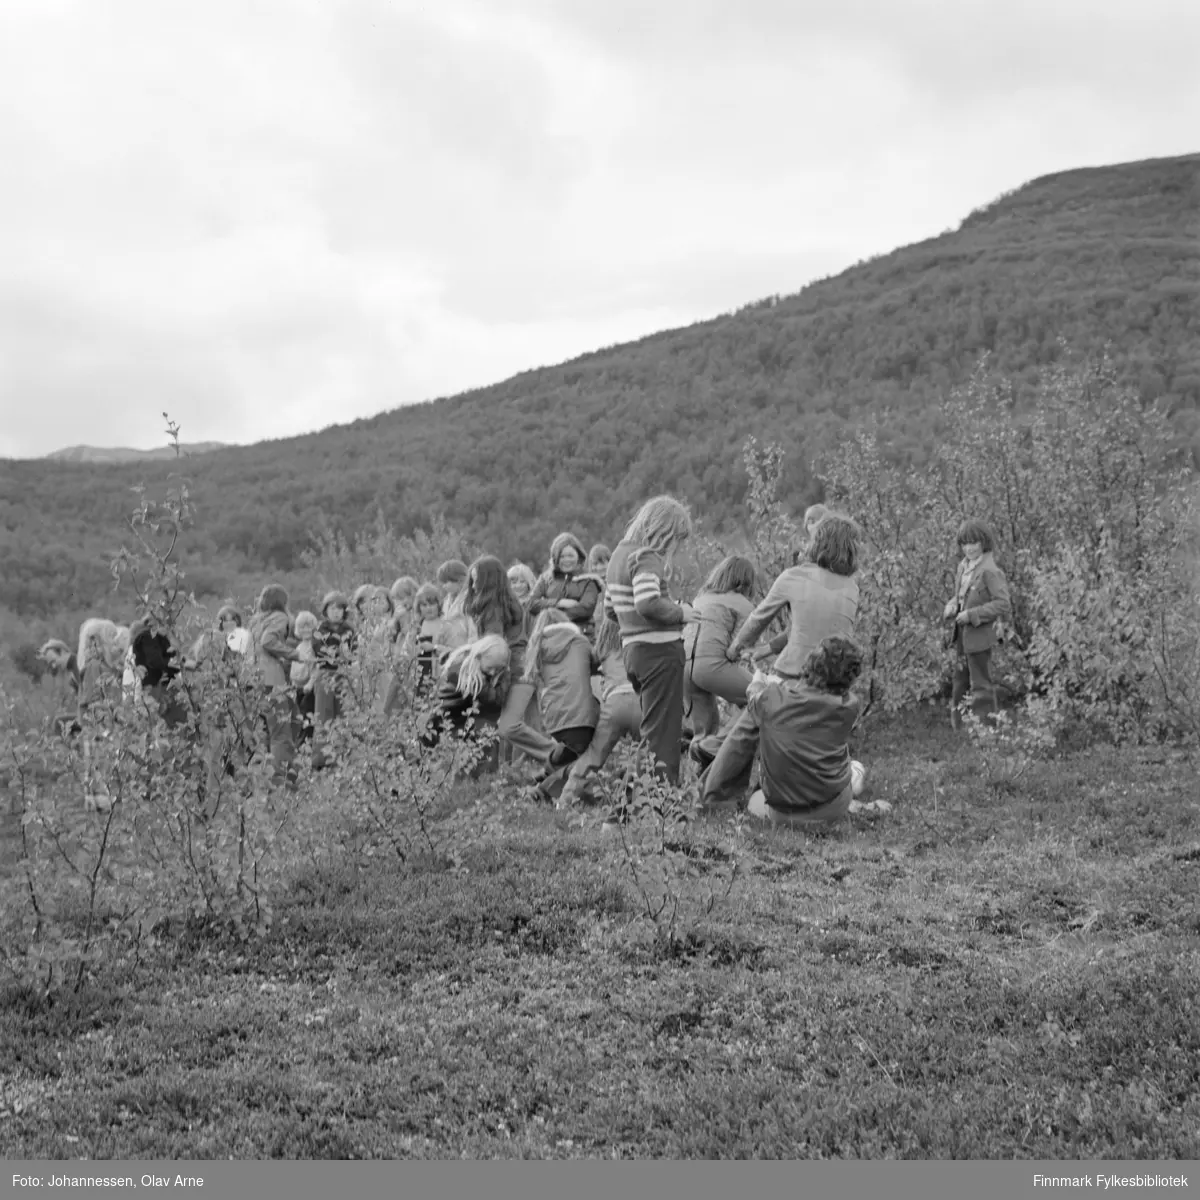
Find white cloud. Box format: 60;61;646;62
0;0;1196;456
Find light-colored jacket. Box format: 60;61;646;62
535;624;600;733
684;591;754;665
731;564;859;679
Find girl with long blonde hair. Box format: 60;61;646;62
604;495;699;785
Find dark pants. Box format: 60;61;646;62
623;640;686;785
952;646;997;725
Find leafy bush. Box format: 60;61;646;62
809;353;1197;742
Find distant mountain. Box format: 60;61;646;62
45;443;230;464
2;151;1197;621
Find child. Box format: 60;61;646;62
388;576;420;643
291;610;319;744
437;560;475;652
943;519;1013;728
413;582;451;683
311;590;356;768
248;584;301;781
462;555;558;766
738;636;867;827
684;555;757;740
507;562;538;605
218;604;252;655
557;618;642;809
524;610;601;781
606;495;699;785
527;532;604;637
420;634;511;774
587;543;611;633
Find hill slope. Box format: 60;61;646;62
1;152;1197;619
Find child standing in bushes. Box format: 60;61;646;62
522;610;601;798
291;610;319;744
557;618;642;808
248;585;301;782
76;618;132;811
684;555;757;739
311;591;356;769
943;520;1012;729
412;582;451;685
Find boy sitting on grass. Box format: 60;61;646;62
699;635;866;826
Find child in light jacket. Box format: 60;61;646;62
684;555;757;739
556;618;643;809
524;610;601;766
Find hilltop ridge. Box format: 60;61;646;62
1;151;1197;621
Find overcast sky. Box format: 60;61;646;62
1;0;1197;458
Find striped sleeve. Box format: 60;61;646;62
629;549;684;626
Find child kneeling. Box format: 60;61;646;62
742;636;866;827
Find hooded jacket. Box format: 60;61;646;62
536;624;601;734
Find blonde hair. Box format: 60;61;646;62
507;562;538;596
623;495;693;559
443;634;510;699
293;610;319;639
523;608;589;685
77;618;131;673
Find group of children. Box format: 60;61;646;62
37;494;1013;827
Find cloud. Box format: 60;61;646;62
0;0;1196;457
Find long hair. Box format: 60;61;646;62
463;555;524;632
592;616;622;664
698;554;758;599
443;635;510;700
623;495;693;558
808;515;860;578
545;531;587;577
523;608;589;685
77;618;130;673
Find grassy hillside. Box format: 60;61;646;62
1;151;1197;622
2;711;1197;1158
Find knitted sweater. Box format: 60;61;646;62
605;541;686;646
733;564;858;679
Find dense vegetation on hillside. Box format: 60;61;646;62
1;152;1197;623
